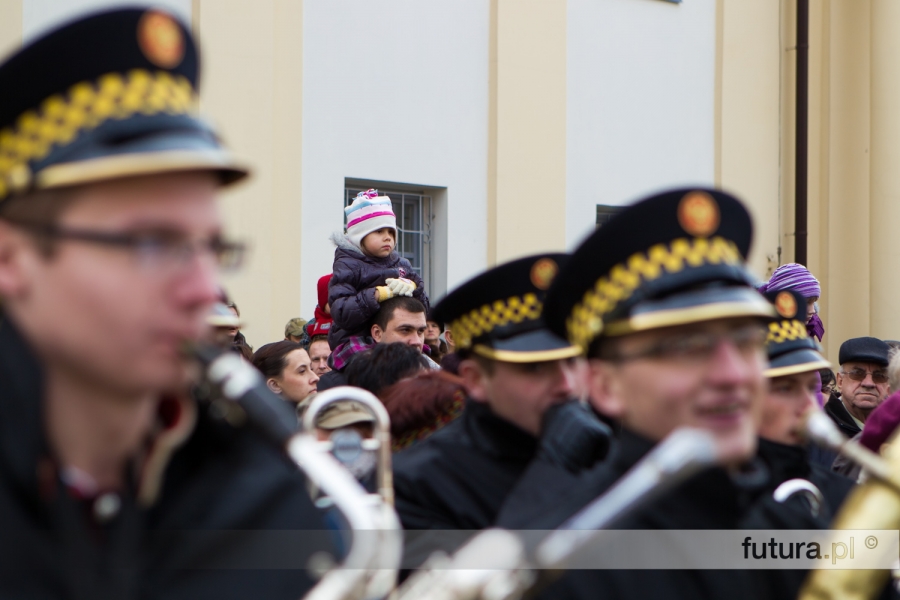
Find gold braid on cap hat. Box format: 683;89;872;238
767;320;808;344
566;236;742;352
450;293;542;350
0;70;196;200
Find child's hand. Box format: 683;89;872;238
386;277;416;297
375;286;395;302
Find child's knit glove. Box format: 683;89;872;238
375;286;395;302
386;277;416;297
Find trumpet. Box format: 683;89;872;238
798;410;900;600
300;386;403;599
193;347;402;600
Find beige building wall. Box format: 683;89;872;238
195;0;304;348
488;0;567;265
0;0;23;60
716;0;782;281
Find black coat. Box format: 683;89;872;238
824;393;862;438
497;429;846;600
392;399;537;566
328;233;429;350
0;316;336;600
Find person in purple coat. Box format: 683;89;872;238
328;189;429;362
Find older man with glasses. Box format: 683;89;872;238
825;336;892;438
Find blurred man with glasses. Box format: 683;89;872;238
825;337;892;438
0;8;332;599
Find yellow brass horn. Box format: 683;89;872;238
798;411;900;600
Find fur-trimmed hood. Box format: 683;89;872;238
330;231;362;255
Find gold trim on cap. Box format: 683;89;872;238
0;70;197;200
602;298;776;337
766;319;808;344
35;149;248;190
765;359;832;379
565;236;743;351
450;293;542;350
472;343;583;363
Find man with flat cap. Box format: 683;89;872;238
825;336;892;438
392;253;610;564
495;188;830;599
0;9;333;599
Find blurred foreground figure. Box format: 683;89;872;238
0;9;332;599
496;188;807;599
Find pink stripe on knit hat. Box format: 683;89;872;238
347;211;395;229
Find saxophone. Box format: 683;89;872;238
193;347;402;600
798;411;900;600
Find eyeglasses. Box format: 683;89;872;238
840;369;889;384
14;222;246;272
608;323;768;363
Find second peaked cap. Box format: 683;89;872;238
432;253;581;363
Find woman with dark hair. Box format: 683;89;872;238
379;370;465;451
251;341;319;404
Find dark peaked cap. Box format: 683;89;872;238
0;8;247;202
763;289;830;378
544;187;775;353
839;337;891;367
432;253;581;363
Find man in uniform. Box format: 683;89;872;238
393;254;611;565
497;188;800;599
0;9;333;598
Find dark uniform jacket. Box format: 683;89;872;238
393;399;537;566
496;429;839;600
824;393;862;438
0;316;335;600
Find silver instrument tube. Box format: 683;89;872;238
301;387;403;600
535;427;719;569
395;427;722;600
195;348;401;600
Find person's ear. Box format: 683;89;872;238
458;359;489;403
370;323;384;343
835;371;844;394
586;359;625;419
444;329;454;346
0;222;33;299
266;378;282;394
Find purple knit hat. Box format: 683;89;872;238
759;263;824;341
860;390;900;453
759;263;821;297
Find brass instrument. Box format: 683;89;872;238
194;348;401;600
300;386;403;599
799;410;900;600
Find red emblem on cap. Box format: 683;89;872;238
678;191;720;237
774;291;798;319
138;11;185;69
531;258;559;291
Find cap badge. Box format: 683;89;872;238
774;291;798;319
530;258;559;290
138;11;185;69
678;191;720;237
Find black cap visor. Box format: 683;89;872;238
765;347;831;378
603;286;776;337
